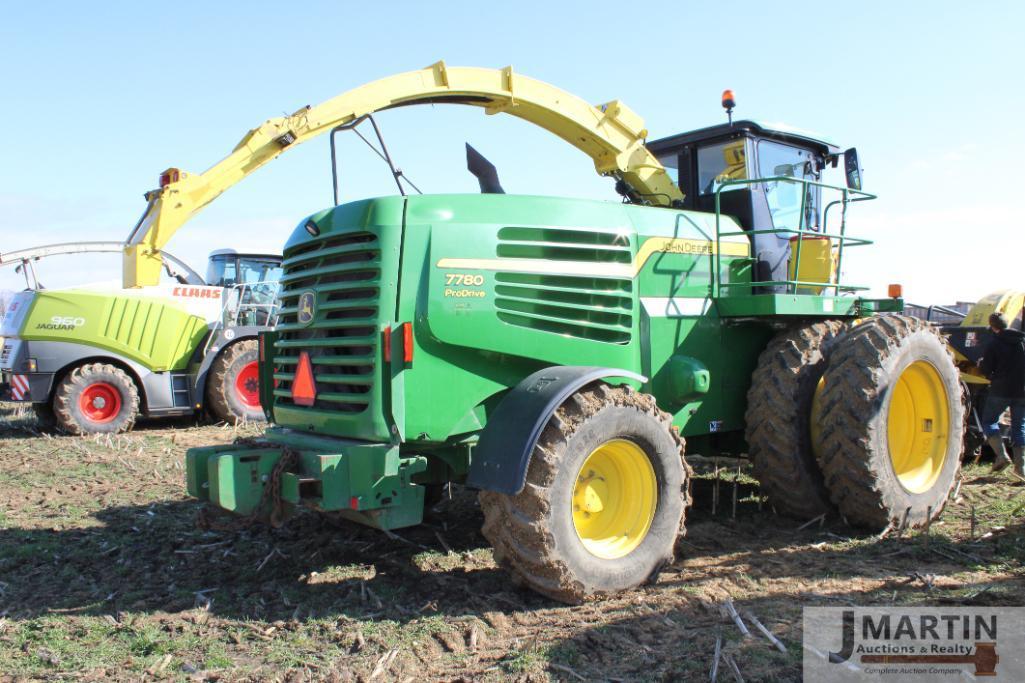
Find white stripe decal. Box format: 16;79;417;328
640;297;711;317
436;238;749;279
11;374;29;400
435;258;633;279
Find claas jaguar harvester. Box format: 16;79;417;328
0;243;281;434
184;63;965;603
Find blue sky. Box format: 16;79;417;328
1;1;1022;304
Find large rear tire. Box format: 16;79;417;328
479;383;689;603
814;315;964;530
53;362;140;435
206;340;265;424
746;321;846;520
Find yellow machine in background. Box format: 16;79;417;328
942;290;1025;457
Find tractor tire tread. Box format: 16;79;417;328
815;315;963;529
745;320;846;520
53;362;140;435
206;340;264;425
479;383;690;603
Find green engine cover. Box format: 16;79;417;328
187;191;871;528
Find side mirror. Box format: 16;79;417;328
843;148;862;191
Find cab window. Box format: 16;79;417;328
238;258;282;285
757;140;820;231
234;258;282;312
697;139;749;196
656;153;680;188
205;256;236;287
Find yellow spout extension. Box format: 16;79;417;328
123;61;683;287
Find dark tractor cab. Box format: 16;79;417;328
647;120;855;291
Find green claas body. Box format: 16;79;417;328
12;287;212;371
188;125;965;603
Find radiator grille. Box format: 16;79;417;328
272;232;380;413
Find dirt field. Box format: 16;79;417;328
1;402;1023;682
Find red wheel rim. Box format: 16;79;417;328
234;361;261;407
78;382;122;423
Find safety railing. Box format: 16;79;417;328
713;176;876;297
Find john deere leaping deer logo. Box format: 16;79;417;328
297;291;316;326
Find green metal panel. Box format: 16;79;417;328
265;194;757;448
208;449;281;514
19;290;208;371
187;445;282;515
186;446;217;499
860;297;904;313
404;194;642;442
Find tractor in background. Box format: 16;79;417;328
1;243;282;433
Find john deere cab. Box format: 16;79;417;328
647;120;861;295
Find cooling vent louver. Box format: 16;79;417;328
494;227;634;344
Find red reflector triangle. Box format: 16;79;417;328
291;351;317;406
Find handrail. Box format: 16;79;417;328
713;176;876;297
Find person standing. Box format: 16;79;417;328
979;311;1025;476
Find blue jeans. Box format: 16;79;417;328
981;394;1025;447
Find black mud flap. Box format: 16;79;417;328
466;366;646;495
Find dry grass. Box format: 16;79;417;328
1;402;1022;681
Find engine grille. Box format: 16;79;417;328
494;227;634;344
272;231;380;413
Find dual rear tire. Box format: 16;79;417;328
745;321;845;520
815;315;963;528
746;315;964;530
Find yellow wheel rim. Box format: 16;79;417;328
887;361;950;493
571;439;657;559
